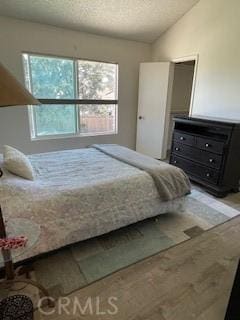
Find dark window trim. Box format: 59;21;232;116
38;99;118;105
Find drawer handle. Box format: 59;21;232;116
180;136;185;141
205;143;210;148
209;158;214;163
175;147;180;151
206;173;211;177
173;160;177;164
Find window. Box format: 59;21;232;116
23;54;118;139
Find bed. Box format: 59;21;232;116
0;144;190;264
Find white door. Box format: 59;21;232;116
136;62;174;159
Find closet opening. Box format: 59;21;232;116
167;59;196;155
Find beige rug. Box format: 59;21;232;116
1;189;239;300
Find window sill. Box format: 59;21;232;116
30;131;118;141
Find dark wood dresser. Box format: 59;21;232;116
169;116;240;197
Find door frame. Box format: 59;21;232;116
171;54;199;116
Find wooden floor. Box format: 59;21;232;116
35;213;240;319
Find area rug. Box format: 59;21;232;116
26;188;240;298
11;189;240;298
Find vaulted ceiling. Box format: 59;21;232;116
0;0;199;43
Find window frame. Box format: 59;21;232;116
22;52;119;140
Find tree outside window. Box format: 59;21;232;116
23;54;118;139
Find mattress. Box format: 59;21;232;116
0;147;188;264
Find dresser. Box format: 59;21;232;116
169;116;240;197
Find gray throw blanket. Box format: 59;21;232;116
92;144;191;201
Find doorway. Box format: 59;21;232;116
136;57;198;160
167;58;197;154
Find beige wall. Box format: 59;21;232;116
152;0;240;120
2;0;240;154
0;16;151;153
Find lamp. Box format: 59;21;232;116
0;62;39;178
0;62;53;307
0;61;39;274
0;62;39;107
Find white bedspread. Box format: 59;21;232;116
0;147;186;262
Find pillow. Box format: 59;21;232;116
3;145;35;180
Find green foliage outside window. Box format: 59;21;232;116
23;54;118;138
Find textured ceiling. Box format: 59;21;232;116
0;0;199;43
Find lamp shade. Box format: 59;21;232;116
0;62;39;107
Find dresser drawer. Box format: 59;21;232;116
172;142;223;169
173;131;195;146
171;155;220;184
196;137;225;154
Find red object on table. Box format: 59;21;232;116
0;209;54;307
0;236;28;250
